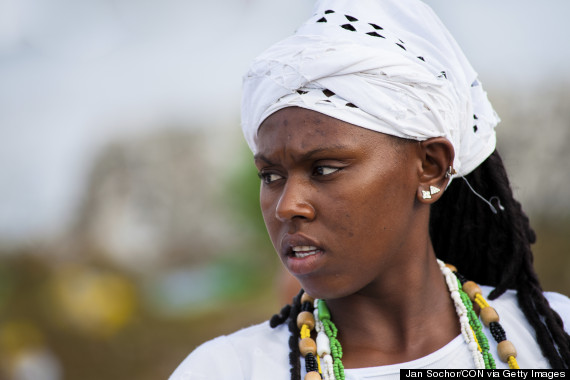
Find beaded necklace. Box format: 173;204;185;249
294;261;519;380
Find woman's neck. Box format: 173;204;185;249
324;250;460;368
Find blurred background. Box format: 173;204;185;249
0;0;569;379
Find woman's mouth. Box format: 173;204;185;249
285;244;325;275
292;245;321;258
280;235;326;275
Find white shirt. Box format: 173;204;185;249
170;287;570;379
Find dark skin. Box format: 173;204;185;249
255;107;460;368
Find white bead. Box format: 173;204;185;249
447;272;458;285
313;305;324;334
455;305;466;317
316;332;331;356
328;368;336;380
438;261;489;370
456;303;467;314
458;310;474;344
322;354;335;380
473;354;484;369
477;356;485;369
316;320;323;333
446;277;458;291
473;351;485;369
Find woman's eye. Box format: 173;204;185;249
314;166;340;176
258;172;283;184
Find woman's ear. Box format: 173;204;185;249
416;137;455;204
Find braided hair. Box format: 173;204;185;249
270;150;570;376
431;150;570;368
270;289;303;380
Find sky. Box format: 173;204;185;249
0;0;569;244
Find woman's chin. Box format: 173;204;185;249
296;276;352;301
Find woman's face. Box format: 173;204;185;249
255;107;426;299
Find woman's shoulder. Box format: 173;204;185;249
481;285;570;327
544;290;570;316
543;290;570;329
479;285;570;368
169;321;291;380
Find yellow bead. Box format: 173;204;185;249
305;371;321;380
474;293;490;308
508;355;520;369
301;292;315;304
497;340;517;363
445;263;457;272
300;324;310;339
480;307;500;327
297;311;315;330
462;281;482;300
299;337;317;357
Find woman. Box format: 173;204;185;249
171;0;570;378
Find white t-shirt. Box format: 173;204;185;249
170;287;570;380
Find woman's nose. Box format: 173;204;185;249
275;179;316;222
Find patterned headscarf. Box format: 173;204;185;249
241;0;500;176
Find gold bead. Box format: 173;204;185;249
305;371;321;380
299;337;317;357
445;263;457;272
480;307;500;327
297;311;315;330
497;340;517;363
462;281;482;300
301;292;315;304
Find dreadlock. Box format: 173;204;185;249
270;289;304;380
270;150;570;377
431;150;570;368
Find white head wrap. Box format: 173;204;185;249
241;0;500;176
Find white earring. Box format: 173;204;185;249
430;186;441;195
445;166;457;178
422;190;432;199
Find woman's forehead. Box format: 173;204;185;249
255;107;399;160
258;107;369;139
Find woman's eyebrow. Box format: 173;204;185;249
254;145;352;165
300;145;352;160
253;154;274;165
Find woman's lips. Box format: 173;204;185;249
281;236;326;275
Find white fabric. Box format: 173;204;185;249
170;288;570;379
241;0;500;176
